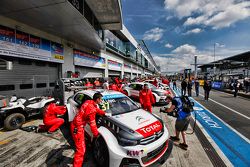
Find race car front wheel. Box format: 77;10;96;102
4;113;25;130
93;137;109;167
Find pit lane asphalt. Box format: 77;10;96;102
188;87;250;140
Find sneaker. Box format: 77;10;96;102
47;131;53;134
179;143;188;150
170;136;180;142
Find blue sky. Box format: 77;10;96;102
122;0;250;72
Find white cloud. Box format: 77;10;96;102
143;27;164;42
172;44;197;55
165;0;250;29
183;28;202;35
165;43;173;48
166;16;173;20
152;44;250;72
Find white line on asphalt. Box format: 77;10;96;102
194;90;250;120
192;96;250;144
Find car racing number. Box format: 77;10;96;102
99;101;110;111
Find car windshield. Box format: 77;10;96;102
99;96;139;116
147;83;157;90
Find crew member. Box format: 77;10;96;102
152;78;158;87
187;80;192;97
139;84;155;113
163;96;191;150
38;103;66;133
203;80;211;101
103;80;109;90
94;78;101;88
109;82;119;91
70;93;106;167
181;79;187;96
85;79;93;89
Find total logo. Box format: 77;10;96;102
136;121;162;138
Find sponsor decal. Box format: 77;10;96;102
136;121;162;138
136;116;150;125
127;150;144;157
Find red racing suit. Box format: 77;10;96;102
39;103;66;133
70;100;106;167
109;83;119;91
85;82;93;89
139;89;155;113
152;79;158;87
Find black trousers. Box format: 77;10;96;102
204;90;210;100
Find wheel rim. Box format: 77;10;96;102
10;116;22;127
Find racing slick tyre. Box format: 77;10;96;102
93;137;109;167
4;113;25;130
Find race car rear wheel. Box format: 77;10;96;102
93;137;109;167
4;113;25;130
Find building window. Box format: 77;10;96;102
36;83;47;88
0;85;15;91
20;84;33;89
49;82;55;87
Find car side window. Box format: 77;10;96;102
136;84;143;91
129;84;137;90
74;93;92;106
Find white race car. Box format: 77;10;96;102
123;82;168;104
0;96;55;130
67;89;173;167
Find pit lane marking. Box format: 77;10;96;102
0;139;10;145
192;90;250;120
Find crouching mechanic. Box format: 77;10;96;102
163;96;191;150
38;103;66;133
70;93;108;167
139;84;155;113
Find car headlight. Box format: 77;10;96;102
118;136;138;146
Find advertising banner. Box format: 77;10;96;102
0;24;64;63
108;59;122;71
16;30;29;53
51;41;64;61
74;49;106;69
40;38;51;57
29;34;41;55
124;63;131;72
132;66;138;73
0;25;16;51
212;81;222;89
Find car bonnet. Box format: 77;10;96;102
111;109;163;138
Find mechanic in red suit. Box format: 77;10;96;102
109;82;119;91
70;93;106;167
152;78;158;87
139;84;155;113
38;103;66;133
85;79;93;89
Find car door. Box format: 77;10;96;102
129;84;137;97
68;93;91;122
